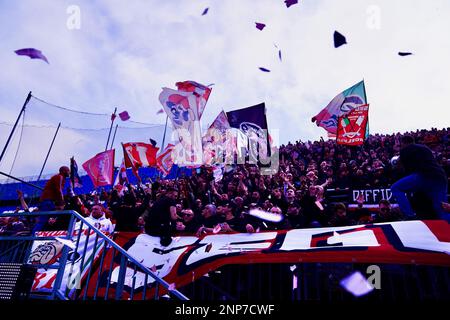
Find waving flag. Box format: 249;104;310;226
118;111;130;121
175;80;212;119
159;87;203;166
122;142;159;168
113;159;128;186
156;144;175;176
312;80;367;135
70;157;82;188
82;150;115;188
337;104;369;146
226;103;270;161
15;48;49;64
203;111;231;166
159;87;199;130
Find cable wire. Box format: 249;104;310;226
31;95;164;126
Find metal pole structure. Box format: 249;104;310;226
37;122;61;181
0;171;44;190
105;107;117;151
110;124;118;150
362;78;370;138
161;115;168;151
0;91;32;165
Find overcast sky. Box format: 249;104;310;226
1;0;449;178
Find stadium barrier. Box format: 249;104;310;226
0;210;188;300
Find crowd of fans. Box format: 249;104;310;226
1;127;449;237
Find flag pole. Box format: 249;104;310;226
0;91;32;165
105;107;117;151
362;78;370;139
110;124;119;150
161;115;169;151
37;122;61;181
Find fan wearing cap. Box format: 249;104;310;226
144;187;180;246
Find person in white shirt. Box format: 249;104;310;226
83;205;114;235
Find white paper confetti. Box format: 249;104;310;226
340;271;374;297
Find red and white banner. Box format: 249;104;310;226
156;143;175;176
122;142;159;168
337;104;369;146
176;80;212;119
87;220;450;299
28;228;110;299
82;149;115;188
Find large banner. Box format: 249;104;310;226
28;228;109;298
87;220;450;299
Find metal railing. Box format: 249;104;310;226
0;210;188;300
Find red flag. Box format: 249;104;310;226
111;113;117;121
122;143;141;183
122;142;159;168
156;109;164;114
82;150;115;188
336;104;369;146
118;111;130;121
156;144;175;176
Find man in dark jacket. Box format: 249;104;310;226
144;187;180;246
391;135;448;221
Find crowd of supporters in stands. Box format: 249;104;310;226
1;127;449;236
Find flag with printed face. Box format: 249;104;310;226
176;81;212;119
312;80;367;135
159;87;203;166
336;104;369;146
159;87;199;130
122;142;159;168
82;150;115;188
156;144;175;176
